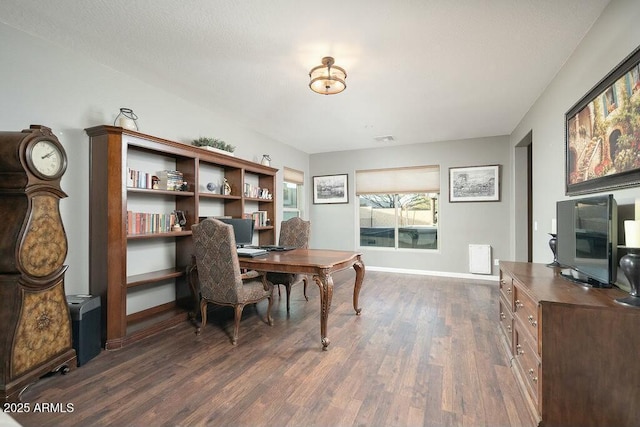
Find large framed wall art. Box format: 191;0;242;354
566;45;640;195
449;165;500;202
313;174;349;204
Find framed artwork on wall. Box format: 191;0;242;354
449;165;500;202
313;174;348;204
566;44;640;195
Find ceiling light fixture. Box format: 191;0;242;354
309;56;347;95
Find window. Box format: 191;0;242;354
283;167;304;220
356;166;440;250
603;86;618;117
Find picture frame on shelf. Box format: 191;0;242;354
565;44;640;196
313;174;349;204
449;165;500;202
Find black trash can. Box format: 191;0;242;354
67;295;101;366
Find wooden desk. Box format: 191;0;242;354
240;249;365;350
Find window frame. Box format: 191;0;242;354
283;167;304;220
357;192;439;251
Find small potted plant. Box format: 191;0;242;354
192;137;235;156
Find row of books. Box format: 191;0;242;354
243;183;272;199
127;211;177;235
243;211;269;227
126;168;184;191
127;167;154;189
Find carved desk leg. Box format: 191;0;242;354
313;268;334;350
352;256;365;315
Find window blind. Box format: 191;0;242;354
355;165;440;195
283;167;304;185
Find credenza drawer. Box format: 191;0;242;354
499;296;513;353
513;284;539;347
514;325;541;407
499;271;514;309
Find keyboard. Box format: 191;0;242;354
237;247;268;257
256;245;296;251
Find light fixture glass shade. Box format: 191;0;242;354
309;56;347;95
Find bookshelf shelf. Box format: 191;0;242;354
127;267;187;288
127;187;195;197
127;231;192;240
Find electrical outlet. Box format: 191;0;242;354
494;259;500;266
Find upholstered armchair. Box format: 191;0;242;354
192;218;273;345
267;217;311;312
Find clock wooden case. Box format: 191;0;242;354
0;125;76;403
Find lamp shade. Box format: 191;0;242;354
625;220;640;248
309;56;347;95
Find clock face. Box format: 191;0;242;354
29;139;66;179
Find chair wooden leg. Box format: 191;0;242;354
285;284;292;312
303;277;309;301
266;295;273;325
232;304;244;345
196;299;208;335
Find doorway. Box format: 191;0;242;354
515;131;533;262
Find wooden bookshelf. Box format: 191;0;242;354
86;125;277;349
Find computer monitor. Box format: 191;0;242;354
215;218;254;247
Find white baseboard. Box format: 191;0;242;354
367;265;499;282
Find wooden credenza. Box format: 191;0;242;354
499;261;640;427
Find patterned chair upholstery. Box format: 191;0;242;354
266;217;311;312
192;218;273;345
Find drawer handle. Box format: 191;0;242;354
500;312;506;320
528;315;538;327
515;299;524;308
507;287;512;294
507;325;512;332
528;368;538;383
516;344;524;355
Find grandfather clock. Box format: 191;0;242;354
0;125;76;403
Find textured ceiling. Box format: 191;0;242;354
0;0;610;153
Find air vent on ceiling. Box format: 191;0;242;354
374;135;395;143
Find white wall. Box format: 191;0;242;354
0;23;309;295
310;136;511;276
5;0;639;290
510;0;640;263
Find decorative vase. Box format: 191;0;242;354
546;233;561;267
616;248;640;307
261;154;271;166
114;108;138;131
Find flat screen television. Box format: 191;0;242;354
200;217;254;247
556;194;617;288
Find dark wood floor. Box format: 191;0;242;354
11;270;535;427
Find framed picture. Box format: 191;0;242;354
449;165;500;202
313;174;349;204
566;44;640;195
